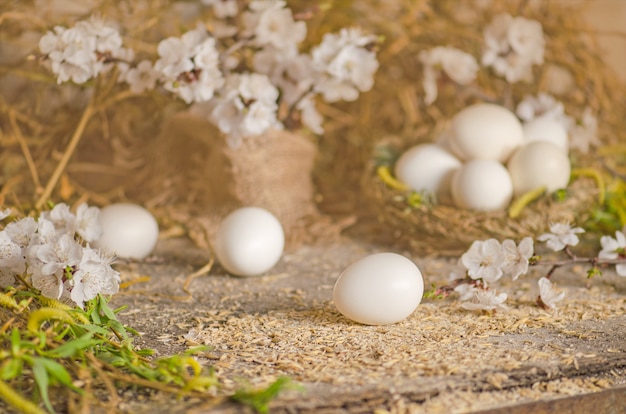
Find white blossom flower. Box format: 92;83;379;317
515;93;572;127
202;0;239;18
4;217;37;250
419;46;479;105
501;237;533;280
254;48;316;106
569;107;599;154
31;272;64;300
454;283;478;301
154;27;224;104
599;230;626;276
482;13;544;83
30;217;61;247
39;25;97;84
461;239;505;283
75;203;102;243
537;222;585;252
33;233;83;278
243;1;306;53
70;248;120;308
311;28;379;103
297;94;324;135
209;73;281;146
39;16;130;84
41;203;77;235
461;289;508;312
123;60;158;94
0;231;25;275
537;277;565;310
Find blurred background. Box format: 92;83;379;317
576;0;626;81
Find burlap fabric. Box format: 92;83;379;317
142;112;328;249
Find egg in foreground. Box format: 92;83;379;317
333;252;424;325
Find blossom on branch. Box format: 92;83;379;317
501;237;533;280
537;277;565;310
537;222;585;252
39;16;132;84
154;27;224;104
202;0;239;18
122;60;159;94
419;46;478;105
210;72;281;147
243;0;306;54
461;289;508;312
482;13;544;83
0;203;121;308
599;230;626;277
71;248;120;308
461;238;505;283
516;92;568;123
312;28;379;102
569;107;599;154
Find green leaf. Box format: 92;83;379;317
231;377;299;414
1;358;23;381
47;334;103;358
97;295;117;320
31;358;54;413
587;267;603;278
37;358;82;394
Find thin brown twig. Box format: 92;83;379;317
182;258;215;297
35;102;95;210
84;353;121;409
0;11;48;29
9;110;42;192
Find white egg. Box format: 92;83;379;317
522;116;569;152
214;207;284;277
451;160;514;211
95;203;159;259
507;141;571;197
394;144;461;203
451;103;524;162
333;252;424;325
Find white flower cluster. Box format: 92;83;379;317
153;27;224;104
210;73;281;147
453;222;626;312
38;1;380;145
39;16;133;84
311;28;380;103
516;93;599;154
419;46;479;105
418;13;545;106
457;236;534;312
0;203;120;309
537;222;585;252
482;13;545;83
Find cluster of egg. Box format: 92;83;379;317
394;103;571;211
96;204;285;277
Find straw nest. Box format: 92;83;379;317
326;0;626;255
